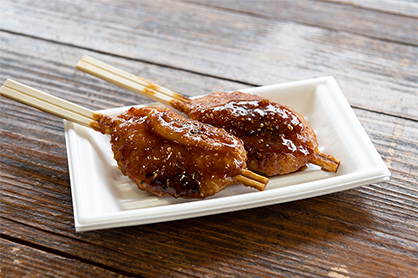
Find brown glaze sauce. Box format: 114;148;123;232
188;99;314;173
92;107;247;198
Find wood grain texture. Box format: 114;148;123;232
186;0;418;44
1;0;417;120
1;0;417;277
1;238;125;277
324;0;418;17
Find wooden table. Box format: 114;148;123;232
1;1;417;277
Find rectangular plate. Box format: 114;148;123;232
64;76;390;232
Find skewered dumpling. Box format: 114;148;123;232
91;106;267;199
171;91;340;176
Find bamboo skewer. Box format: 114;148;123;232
0;79;94;127
0;79;268;191
237;169;268;191
76;55;190;106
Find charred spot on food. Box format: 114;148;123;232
154;178;164;185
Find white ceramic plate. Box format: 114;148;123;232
64;76;390;232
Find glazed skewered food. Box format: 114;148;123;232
171;91;340;176
0;79;268;199
76;56;340;176
91;106;267;198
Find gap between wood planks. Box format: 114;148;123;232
186;0;418;19
320;0;418;18
0;221;143;277
183;0;418;47
0;29;416;124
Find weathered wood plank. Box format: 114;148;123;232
2;187;417;277
0;238;125;278
1;0;417;120
186;0;418;44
